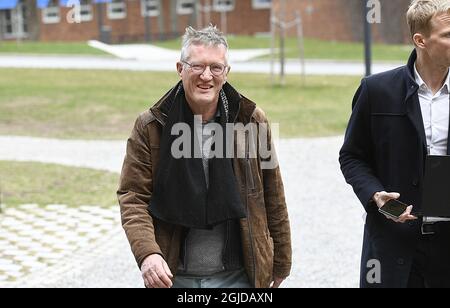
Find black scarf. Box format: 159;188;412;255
148;82;246;229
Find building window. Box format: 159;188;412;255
252;0;271;9
177;0;195;15
2;10;14;35
79;0;93;22
42;0;60;24
0;0;27;38
141;0;160;17
107;0;127;20
213;0;234;12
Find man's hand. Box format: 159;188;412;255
141;254;173;288
372;191;418;223
270;277;285;288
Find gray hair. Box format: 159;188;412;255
180;25;229;64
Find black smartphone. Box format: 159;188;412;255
378;199;409;219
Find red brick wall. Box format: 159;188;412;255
206;0;271;36
39;2;163;43
272;0;411;44
272;0;355;41
39;0;271;43
39;6;99;41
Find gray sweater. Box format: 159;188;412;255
178;117;243;276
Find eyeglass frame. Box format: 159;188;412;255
180;61;230;77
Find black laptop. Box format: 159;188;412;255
419;155;450;218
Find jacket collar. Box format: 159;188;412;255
150;81;256;126
404;49;428;153
404;49;420;100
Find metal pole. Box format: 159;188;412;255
144;14;151;42
97;2;104;42
270;7;275;85
296;11;305;85
16;3;23;44
170;0;177;38
221;10;227;35
205;0;211;25
280;0;287;85
196;1;202;28
363;0;372;77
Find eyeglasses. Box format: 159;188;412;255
181;61;229;77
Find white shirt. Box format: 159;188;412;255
414;64;450;222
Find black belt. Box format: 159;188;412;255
421;221;450;236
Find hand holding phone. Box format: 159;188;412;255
373;191;418;223
378;199;409;220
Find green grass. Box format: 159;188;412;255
0;161;119;207
228;74;359;137
0;38;413;61
0;68;360;139
0;41;109;55
155;36;413;62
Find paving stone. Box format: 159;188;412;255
0;203;130;286
0;264;22;272
18;204;40;210
46;205;67;211
12;255;39;262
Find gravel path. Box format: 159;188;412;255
0;135;364;288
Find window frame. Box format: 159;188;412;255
42;0;61;24
252;0;271;10
213;0;235;12
141;0;160;17
107;0;127;20
79;0;94;22
177;0;195;15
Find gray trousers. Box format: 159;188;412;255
173;269;252;288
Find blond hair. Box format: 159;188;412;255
407;0;450;38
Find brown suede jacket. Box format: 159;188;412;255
117;85;292;288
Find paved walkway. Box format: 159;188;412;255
88;40;272;62
0;204;128;287
0;54;402;76
0;135;364;288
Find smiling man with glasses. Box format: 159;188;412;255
118;25;292;289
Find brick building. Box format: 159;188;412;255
0;0;413;44
272;0;412;44
0;0;272;43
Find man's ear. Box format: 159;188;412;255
176;62;183;77
223;66;231;85
413;33;426;49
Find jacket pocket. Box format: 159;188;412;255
371;113;409;143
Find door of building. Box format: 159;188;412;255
1;1;28;39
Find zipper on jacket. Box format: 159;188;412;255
222;220;230;271
245;130;257;287
246;159;256;191
179;230;188;274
